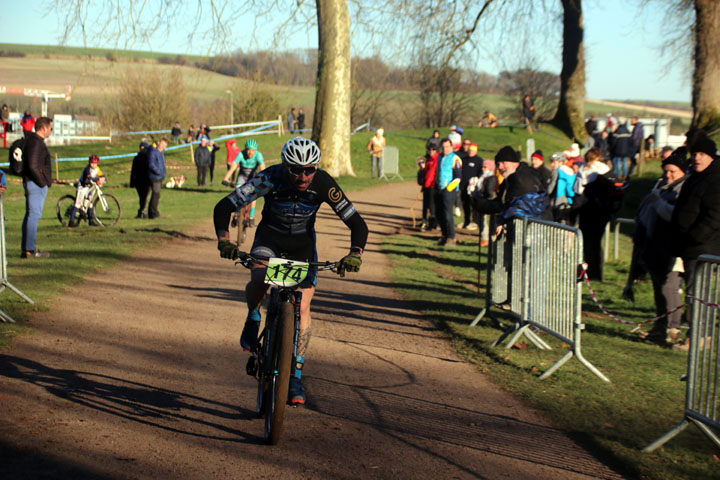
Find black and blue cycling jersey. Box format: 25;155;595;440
214;164;368;257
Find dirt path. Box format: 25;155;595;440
0;182;625;479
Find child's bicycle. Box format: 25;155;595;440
57;180;122;227
236;252;339;445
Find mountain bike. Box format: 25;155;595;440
57;180;122;227
232;204;251;246
236;252;338;445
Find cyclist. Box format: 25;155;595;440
69;154;105;225
214;137;368;405
222;138;265;226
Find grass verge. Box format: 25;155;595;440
382;188;718;479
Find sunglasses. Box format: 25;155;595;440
288;166;317;177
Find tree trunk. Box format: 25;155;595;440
692;0;720;132
312;0;354;177
552;0;586;142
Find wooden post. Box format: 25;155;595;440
54;153;59;182
189;142;194;164
278;115;283;136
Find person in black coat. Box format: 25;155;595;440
458;143;483;230
529;150;552;190
21;117;53;258
130;141;150;218
610;119;634;178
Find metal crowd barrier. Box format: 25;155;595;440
471;216;609;382
644;254;720;452
0;195;34;322
379;146;403;181
603;217;635;261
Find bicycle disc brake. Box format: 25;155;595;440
246;356;258;377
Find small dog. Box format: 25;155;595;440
165;175;186;189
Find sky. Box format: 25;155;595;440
0;0;692;103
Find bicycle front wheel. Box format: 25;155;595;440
56;195;80;227
236;214;247;246
264;300;294;445
92;194;122;226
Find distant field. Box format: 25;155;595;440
0;43;693;133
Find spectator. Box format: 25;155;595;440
671;136;720;351
297;108;306;132
644;134;656;159
171;121;182;144
426;129;442;153
610;118;633;179
458;143;483;230
21;117;53;258
0;168;6;195
20;111;35;138
225;138;241;183
624;148;688;345
448;125;462;151
530;150;552;190
595;130;610;160
287;107;297;134
130;141;150;218
660;145;674;161
605;113;617;132
628;116;644;178
457;139;471;162
1;104;9;148
209;140;220;185
585;115;597;136
547;152;577;224
473;146;546;232
434;138;462;247
575;148;612;280
196;123;211;140
147;138;168;219
420;146;439;231
479;111;498;128
522;94;535;132
194;136;212;186
366;128;386;179
563;143;583;166
469;159;497;247
186;124;196;143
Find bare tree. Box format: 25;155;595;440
552;0;586;141
692;0;720;132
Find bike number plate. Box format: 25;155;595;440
265;258;309;287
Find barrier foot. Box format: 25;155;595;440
470;308;487;327
491;322;519;348
692;417;720;450
2;280;34;305
642;419;689;452
0;308;16;323
524;328;552;350
539;351;573;379
576;350;611;382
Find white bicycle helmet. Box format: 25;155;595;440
281;136;321;166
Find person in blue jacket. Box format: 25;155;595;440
147;138;167;219
434;138;462;247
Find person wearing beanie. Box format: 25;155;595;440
458;143;483;230
624;147;689;345
470;158;498;247
530;150;552;190
670;138;720;351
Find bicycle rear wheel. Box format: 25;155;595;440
56;195;80;227
236;208;248;246
92;194;122;226
264;300;294;445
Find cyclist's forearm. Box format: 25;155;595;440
344;211;368;252
214;196;234;240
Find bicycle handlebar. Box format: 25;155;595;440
234;252;339;273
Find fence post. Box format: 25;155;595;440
278;115;283;136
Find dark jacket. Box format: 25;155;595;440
426;136;442;153
631;121;644;155
610;124;634;158
531;164;553;190
194;145;212;168
474;163;544;215
460;154;483;190
130;148;149;188
671;159;720;259
147;146;167;182
22;132;52;187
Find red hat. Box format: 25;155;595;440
531;151;544;162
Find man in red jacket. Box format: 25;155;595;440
20;111;35;138
21;117;53;258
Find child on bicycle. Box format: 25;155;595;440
69;154;105;225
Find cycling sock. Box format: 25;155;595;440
247;308;261;323
249;206;255;218
292;355;305;380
